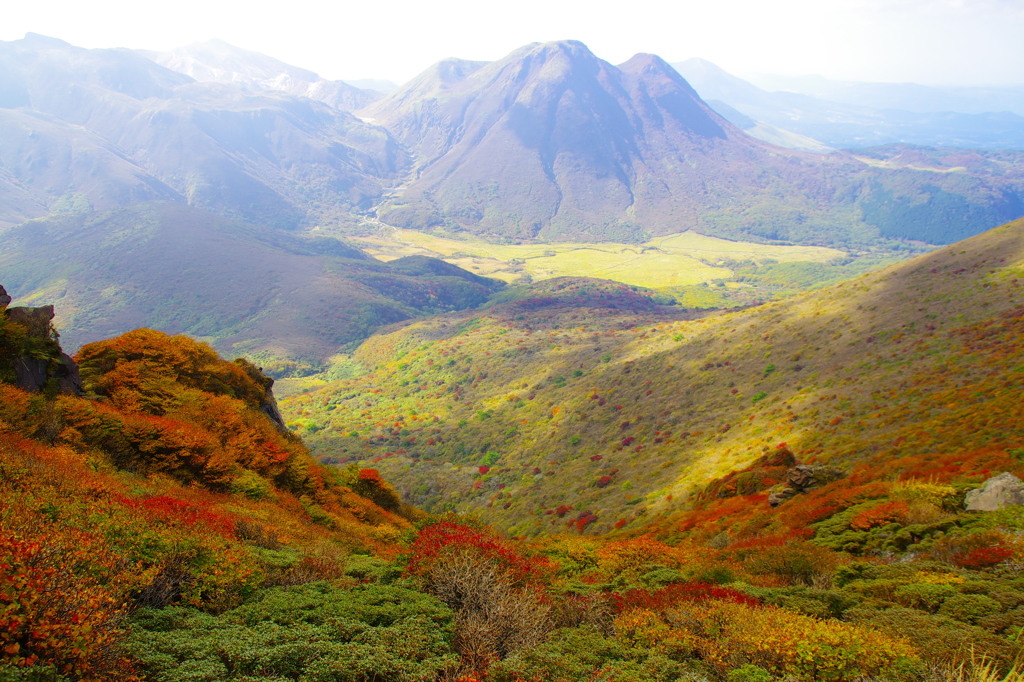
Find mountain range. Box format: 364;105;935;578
1;34;1023;249
674;58;1024;150
4;34;1024;374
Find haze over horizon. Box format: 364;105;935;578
3;0;1023;88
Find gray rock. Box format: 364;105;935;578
768;486;798;507
3;301;83;395
0;285;10;308
768;464;847;507
965;472;1024;511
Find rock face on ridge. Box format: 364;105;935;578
0;284;82;394
767;464;847;507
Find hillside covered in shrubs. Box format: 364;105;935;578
288;218;1024;536
8;222;1024;682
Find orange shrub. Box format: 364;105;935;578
0;529;138;680
615;599;917;681
850;500;909;531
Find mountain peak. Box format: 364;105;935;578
619;52;695;89
363;40;762;241
17;33;73;48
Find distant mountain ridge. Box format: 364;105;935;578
743;71;1024;117
0;33;405;229
146;39;383;111
674;58;1024;150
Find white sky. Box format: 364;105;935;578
3;0;1024;86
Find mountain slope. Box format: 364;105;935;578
285;216;1024;535
148;39;381;111
0;202;504;373
0;34;405;229
0;304;430;678
362;41;1024;247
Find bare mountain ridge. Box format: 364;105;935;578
359;41;1024;246
147;39;383;112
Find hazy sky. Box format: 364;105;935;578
3;0;1024;86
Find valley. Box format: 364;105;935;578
345;222;848;286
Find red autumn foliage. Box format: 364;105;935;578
850;500;909;531
406;521;550;584
111;493;236;538
613;582;759;613
951;545;1015;569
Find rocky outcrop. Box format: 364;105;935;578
768;464;847;507
234;357;287;432
965;472;1024;511
1;287;83;395
701;446;798;500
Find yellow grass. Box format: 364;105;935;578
348;226;845;288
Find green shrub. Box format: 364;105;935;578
894;583;959;613
229;470;273;500
728;664;773;682
938;593;1003;625
130;582;457;681
639;568;685;589
849;606;1017;666
487;627;682;682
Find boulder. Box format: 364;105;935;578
768;486;798;507
768;463;846;507
965;472;1024;512
787;464;845;491
0;285;10;308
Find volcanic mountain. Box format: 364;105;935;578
362;41;1024;246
